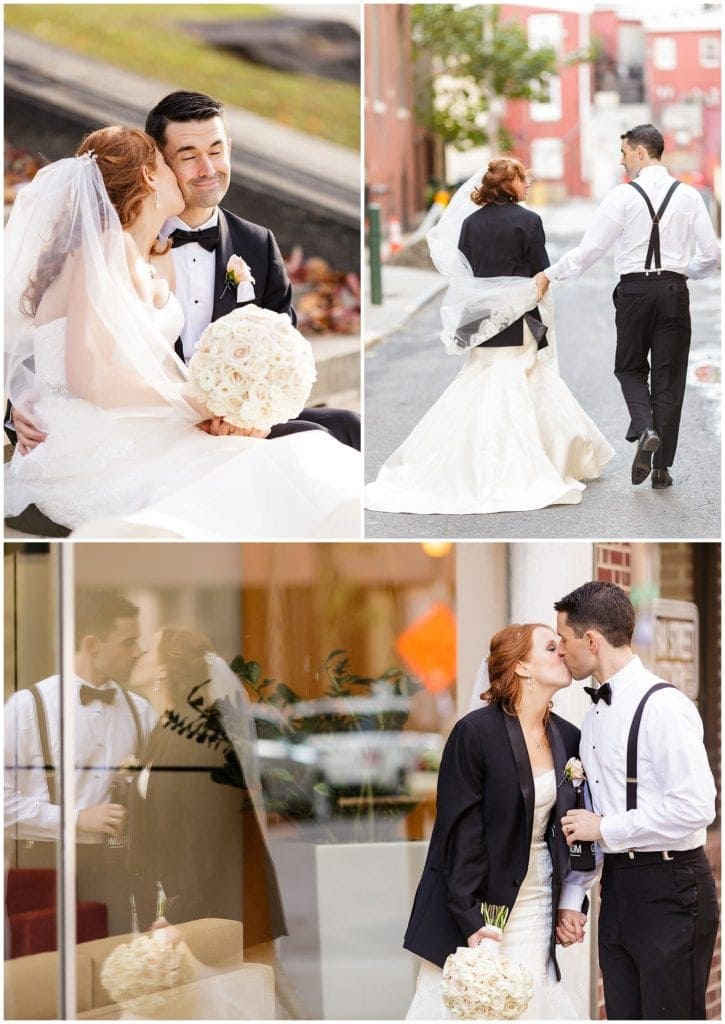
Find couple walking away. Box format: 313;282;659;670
365;124;719;516
404;581;718;1021
5;91;362;540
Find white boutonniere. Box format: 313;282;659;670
563;756;586;787
222;254;255;303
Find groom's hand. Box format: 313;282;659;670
13;408;47;455
534;271;550;301
556;909;586;946
197;417;270;438
561;808;603;844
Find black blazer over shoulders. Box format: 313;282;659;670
403;704;581;973
458;202;550;347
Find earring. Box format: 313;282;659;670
154;675;162;694
527;672;533;693
155;189;160;209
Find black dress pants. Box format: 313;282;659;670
613;273;691;468
269;406;360;449
599;849;719;1019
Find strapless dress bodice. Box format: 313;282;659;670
33;293;185;393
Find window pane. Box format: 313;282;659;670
4;544;64;1019
6;542;456;1019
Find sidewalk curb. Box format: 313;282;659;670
364;278;446;350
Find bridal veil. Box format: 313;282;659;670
427;165;557;361
4;154;199;425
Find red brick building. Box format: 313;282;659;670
500;4;592;200
644;15;721;191
496;5;720;200
364;4;430;229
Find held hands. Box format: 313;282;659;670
561;808;603;844
13;408;47;455
534;272;550;302
556;909;587;947
196;417;270;439
77;802;126;838
467;926;503;948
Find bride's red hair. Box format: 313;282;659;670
471;157;528;206
484;623;551;715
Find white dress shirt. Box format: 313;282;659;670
545;165;720;281
4;675;156;843
161;211;219;361
580;655;715;854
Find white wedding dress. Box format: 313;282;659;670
365;327;614;515
406;770;581;1020
5;295;361;539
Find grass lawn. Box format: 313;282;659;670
5;4;360;150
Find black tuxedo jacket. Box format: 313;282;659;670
174;207;294;362
458;202;550;347
129;717;287;947
403;704;582;973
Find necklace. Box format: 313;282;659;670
144;259;156;279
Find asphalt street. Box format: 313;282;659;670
364;242;720;540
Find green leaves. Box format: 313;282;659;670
411;4;566;151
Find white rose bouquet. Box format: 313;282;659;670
188;305;317;431
100;929;193;1017
441;903;534;1020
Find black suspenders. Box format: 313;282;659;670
628;180;681;272
30;683;144;806
626;682;674;811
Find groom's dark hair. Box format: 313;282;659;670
620;124;664;159
74;590;139;649
145;91;227;148
554;581;635;647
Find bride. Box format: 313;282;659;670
404;623;596;1020
4;127;361;539
365;158;614;515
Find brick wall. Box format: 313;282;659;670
593;543;720;1018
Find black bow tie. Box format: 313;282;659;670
170;225;220;252
80;684;116;706
584;682;612;705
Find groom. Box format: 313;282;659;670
145;89;360;449
554;580;718;1020
10;91;360;460
535;124;719;489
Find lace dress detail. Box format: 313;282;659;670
406;770;582;1021
5;294;360;538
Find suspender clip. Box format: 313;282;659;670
627;850;635;860
662;851;674;861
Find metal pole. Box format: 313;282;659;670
59;544;77;1019
368;203;383;306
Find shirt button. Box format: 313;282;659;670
194;300;199;304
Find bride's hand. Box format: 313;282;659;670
534;271;550;302
12;408;47;455
467;926;502;948
556;909;586;946
197;417;270;438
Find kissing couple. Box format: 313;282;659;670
366;124;719;516
5;90;362;540
404;581;718;1020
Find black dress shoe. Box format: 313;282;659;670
651;468;673;489
631;428;661;485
